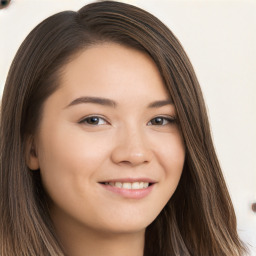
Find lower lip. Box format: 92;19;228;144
99;183;154;199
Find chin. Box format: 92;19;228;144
96;214;156;235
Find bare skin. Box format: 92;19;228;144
27;43;185;256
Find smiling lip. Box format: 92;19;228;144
98;178;156;199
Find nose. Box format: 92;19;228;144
111;127;153;167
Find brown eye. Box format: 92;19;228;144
87;117;100;125
151;117;165;125
79;116;107;125
148;116;176;126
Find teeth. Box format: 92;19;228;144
132;182;140;189
123;182;132;189
105;181;150;189
143;182;149;188
115;182;122;188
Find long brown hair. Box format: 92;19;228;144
0;1;247;255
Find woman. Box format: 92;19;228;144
0;1;247;255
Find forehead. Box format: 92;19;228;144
55;43;171;106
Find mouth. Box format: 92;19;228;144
98;179;156;199
99;181;154;189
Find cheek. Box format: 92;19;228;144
36;124;112;201
38;124;111;172
153;132;185;192
156;131;185;170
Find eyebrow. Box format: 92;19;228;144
147;99;173;108
65;96;116;108
65;96;173;109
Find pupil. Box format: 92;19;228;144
154;117;163;125
88;117;99;124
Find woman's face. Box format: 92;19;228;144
29;43;185;235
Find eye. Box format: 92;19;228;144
148;116;176;126
79;116;108;126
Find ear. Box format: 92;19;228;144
25;136;40;170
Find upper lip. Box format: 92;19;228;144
98;178;157;184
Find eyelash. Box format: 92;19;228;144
78;115;176;126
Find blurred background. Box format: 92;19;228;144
0;0;255;254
